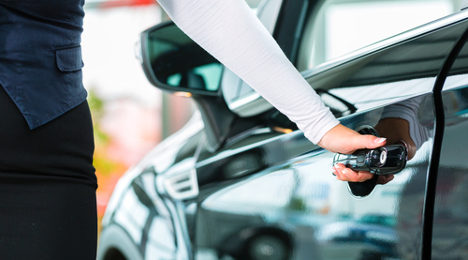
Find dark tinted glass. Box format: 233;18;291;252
146;24;222;92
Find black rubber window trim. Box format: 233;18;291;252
422;19;468;260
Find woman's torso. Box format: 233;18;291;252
0;0;87;129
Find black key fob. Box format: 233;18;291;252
333;144;407;175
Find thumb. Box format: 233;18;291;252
353;134;387;150
319;124;387;154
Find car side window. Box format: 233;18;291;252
302;13;468;115
296;0;462;71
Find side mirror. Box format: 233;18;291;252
139;21;223;96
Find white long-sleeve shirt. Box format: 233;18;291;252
157;0;340;144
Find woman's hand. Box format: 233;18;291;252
318;124;394;184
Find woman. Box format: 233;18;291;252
0;0;389;259
0;1;97;259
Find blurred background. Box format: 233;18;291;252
82;0;169;226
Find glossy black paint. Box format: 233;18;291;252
98;4;468;260
194;95;436;260
431;28;468;259
139;22;222;96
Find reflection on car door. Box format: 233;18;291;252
431;25;468;260
192;16;468;260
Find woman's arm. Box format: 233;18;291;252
157;0;338;143
157;0;386;182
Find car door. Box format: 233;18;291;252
191;11;468;260
431;21;468;260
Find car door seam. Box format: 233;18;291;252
423;22;468;260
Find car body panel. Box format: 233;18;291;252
98;112;205;260
194;94;436;260
431;28;468;259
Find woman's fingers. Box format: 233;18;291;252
333;163;373;182
333;163;393;185
319;124;386;154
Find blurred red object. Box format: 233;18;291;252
90;0;156;9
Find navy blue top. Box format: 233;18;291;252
0;0;87;129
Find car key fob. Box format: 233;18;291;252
333;144;407;175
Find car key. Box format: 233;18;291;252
333;144;407;175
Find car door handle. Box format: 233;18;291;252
331;125;408;198
332;144;407;175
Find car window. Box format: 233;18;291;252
304;14;468;115
297;0;463;71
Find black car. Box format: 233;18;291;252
97;0;468;259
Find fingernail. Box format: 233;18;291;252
342;169;350;178
375;138;386;144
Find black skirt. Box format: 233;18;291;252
0;86;97;260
